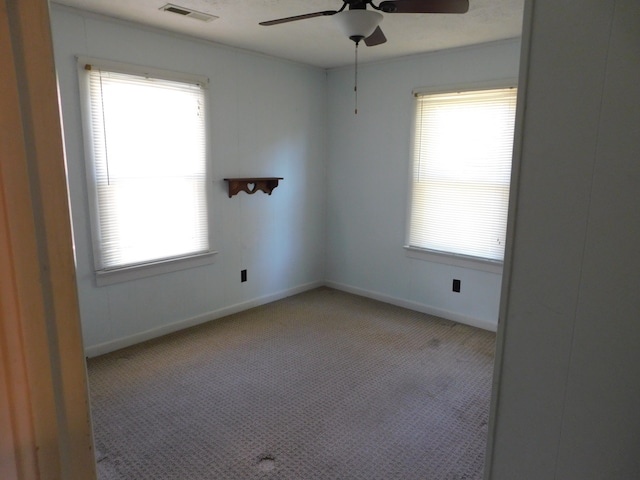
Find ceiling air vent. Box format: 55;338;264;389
160;4;218;22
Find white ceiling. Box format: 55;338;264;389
51;0;525;69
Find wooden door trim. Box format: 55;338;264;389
0;1;96;478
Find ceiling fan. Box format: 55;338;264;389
259;0;469;46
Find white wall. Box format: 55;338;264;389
325;40;521;331
50;5;327;356
51;7;521;356
487;1;640;479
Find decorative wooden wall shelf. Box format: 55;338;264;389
223;177;283;198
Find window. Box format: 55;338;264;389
407;86;517;265
79;60;213;283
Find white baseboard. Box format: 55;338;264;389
324;281;498;333
84;280;324;357
85;279;496;357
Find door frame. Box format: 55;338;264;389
0;0;95;478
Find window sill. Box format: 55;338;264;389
95;251;218;286
404;246;503;274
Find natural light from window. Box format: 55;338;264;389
86;69;208;271
409;88;517;262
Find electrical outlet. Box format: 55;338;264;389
241;269;247;282
452;279;461;293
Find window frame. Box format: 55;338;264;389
404;79;518;274
77;57;217;286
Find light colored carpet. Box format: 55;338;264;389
88;287;496;479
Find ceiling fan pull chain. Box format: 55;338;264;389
354;41;358;115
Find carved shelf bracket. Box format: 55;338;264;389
223;177;283;198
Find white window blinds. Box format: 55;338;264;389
86;67;209;271
409;87;517;262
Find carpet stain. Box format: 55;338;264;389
427;338;441;348
95;449;109;463
257;455;276;472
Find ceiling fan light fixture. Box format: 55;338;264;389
334;10;383;43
